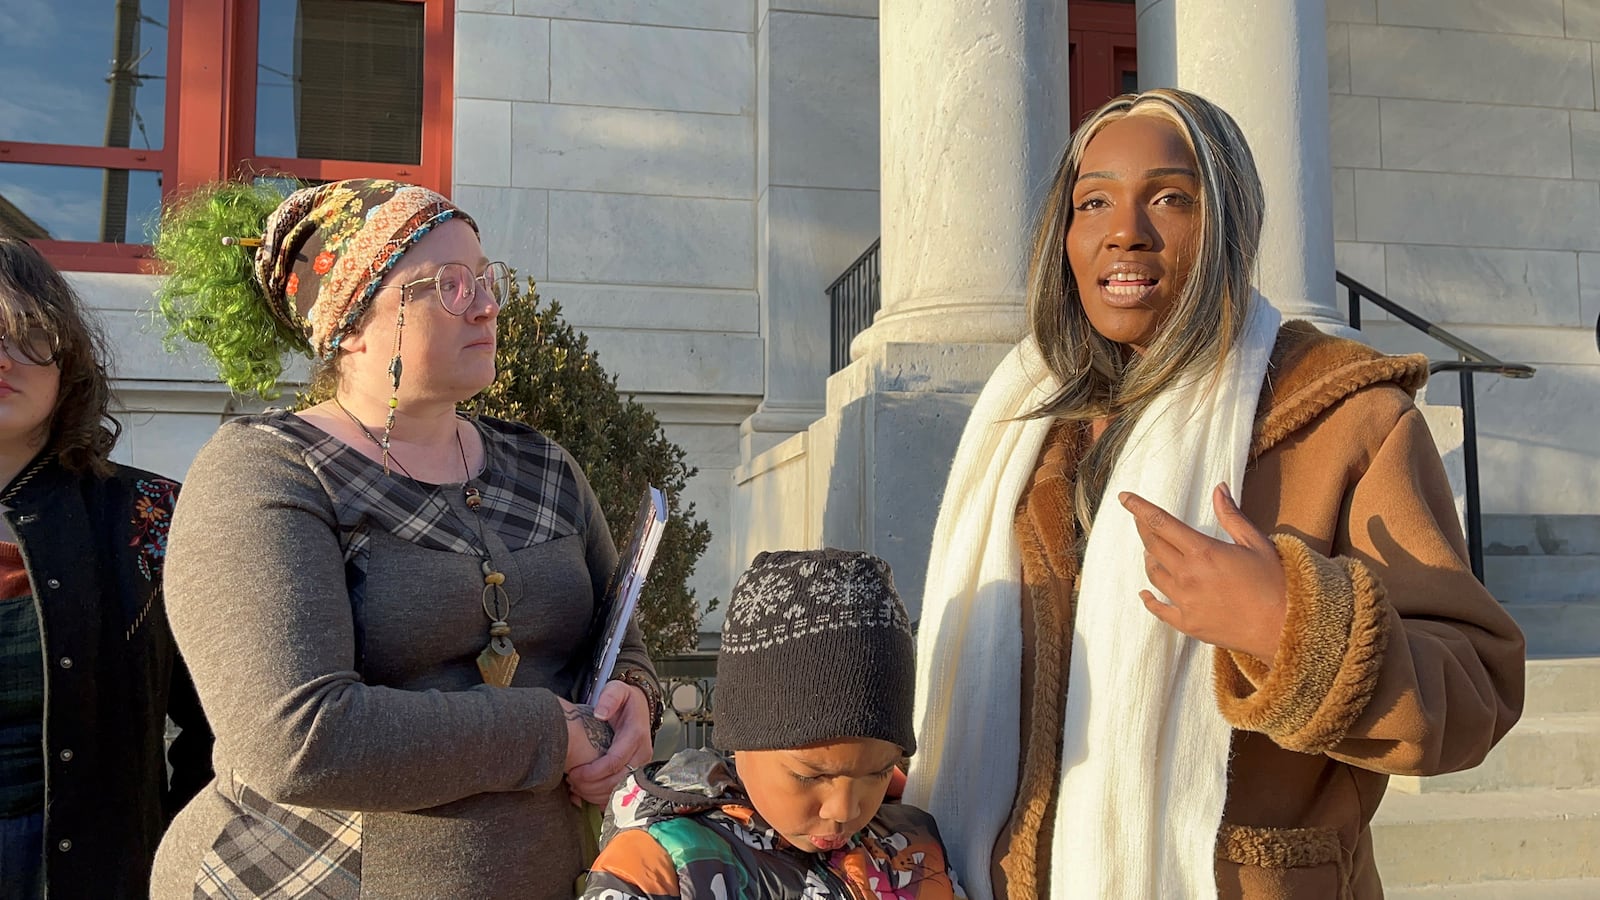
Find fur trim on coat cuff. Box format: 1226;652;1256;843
1213;534;1390;754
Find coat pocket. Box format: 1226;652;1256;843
193;783;363;899
1215;822;1349;900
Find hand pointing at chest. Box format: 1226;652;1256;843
1118;482;1288;664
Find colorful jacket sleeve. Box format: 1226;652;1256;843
583;829;684;900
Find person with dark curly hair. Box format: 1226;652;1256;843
0;235;213;899
148;179;660;899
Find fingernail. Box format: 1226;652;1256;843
1118;491;1132;506
1220;482;1235;502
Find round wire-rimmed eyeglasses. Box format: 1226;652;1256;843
377;261;514;315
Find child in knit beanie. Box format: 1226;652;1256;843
582;549;964;899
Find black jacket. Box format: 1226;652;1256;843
3;455;213;899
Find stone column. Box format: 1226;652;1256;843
737;0;1072;614
1137;0;1353;333
850;0;1072;359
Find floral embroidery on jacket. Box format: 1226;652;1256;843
130;477;178;581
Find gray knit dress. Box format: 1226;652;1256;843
151;412;654;899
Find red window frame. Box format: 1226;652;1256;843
0;0;455;274
225;0;455;189
1069;1;1138;126
0;0;186;274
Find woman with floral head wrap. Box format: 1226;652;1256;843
148;179;660;899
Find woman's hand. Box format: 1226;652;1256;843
564;680;653;806
558;698;615;775
1119;483;1288;663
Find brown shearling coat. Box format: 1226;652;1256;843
995;321;1526;899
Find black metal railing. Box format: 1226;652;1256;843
1338;271;1535;582
828;238;881;373
654;652;717;754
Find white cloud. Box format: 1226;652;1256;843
0;177;105;240
0;2;59;49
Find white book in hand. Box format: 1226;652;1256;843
579;486;668;707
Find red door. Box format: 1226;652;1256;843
1069;1;1138;126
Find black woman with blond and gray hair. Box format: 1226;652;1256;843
905;88;1524;900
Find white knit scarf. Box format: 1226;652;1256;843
905;297;1282;900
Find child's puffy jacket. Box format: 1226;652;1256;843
582;749;964;899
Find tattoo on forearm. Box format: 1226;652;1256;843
567;704;615;754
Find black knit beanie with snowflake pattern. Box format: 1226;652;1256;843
712;548;916;754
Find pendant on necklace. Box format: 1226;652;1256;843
475;565;519;687
476;620;520;688
464;486;482;510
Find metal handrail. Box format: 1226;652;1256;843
1337;271;1537;583
827;238;882;373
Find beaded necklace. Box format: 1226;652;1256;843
333;399;520;687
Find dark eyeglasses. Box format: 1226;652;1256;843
0;326;59;366
380;261;513;315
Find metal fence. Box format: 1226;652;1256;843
653;652;717;756
828;238;881;374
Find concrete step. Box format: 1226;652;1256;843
1484;514;1600;558
1526;657;1600;717
1372;788;1600;885
1389;715;1600;793
1507;604;1600;656
1387;878;1600;898
1486;556;1600;605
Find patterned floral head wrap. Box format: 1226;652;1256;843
253;179;477;358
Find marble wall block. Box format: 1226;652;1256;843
1574;111;1600;182
547;192;755;288
455;99;514;186
1332;168;1357;242
1348;26;1592;108
1328;94;1379;168
550;19;754;115
579;328;763;396
1325;0;1376;25
452;186;549;280
1580;253;1600;327
511;103;754;199
768;0;878;18
541;283;759;333
1379;99;1572;179
456;13;549;102
461;0;513;13
515;0;752;33
1377;0;1566;37
1384;245;1581;327
1326;22;1351;93
1569;2;1600;41
766;11;879;190
1353;170;1600;251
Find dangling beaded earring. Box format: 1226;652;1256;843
379;293;406;475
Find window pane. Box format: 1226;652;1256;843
0;164;162;243
0;0;169;149
255;0;425;165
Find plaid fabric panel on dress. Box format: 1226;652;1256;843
251;413;585;565
193;785;361;900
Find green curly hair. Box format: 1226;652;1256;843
154;181;310;399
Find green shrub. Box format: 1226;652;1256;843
473;278;714;658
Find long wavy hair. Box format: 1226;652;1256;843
0;236;121;476
1024;88;1266;532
